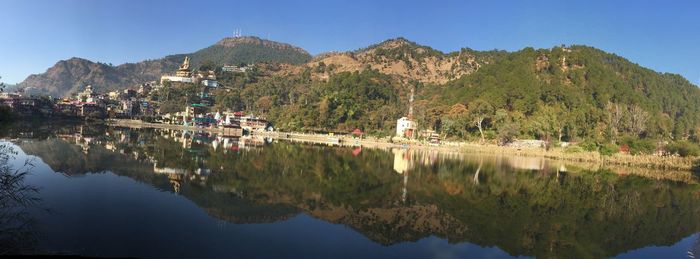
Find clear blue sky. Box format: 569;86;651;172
1;0;699;85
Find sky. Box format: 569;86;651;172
1;0;699;85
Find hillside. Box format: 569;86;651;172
212;42;700;145
18;36;312;97
419;45;700;143
300;38;493;84
187;36;312;66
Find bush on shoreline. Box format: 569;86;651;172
666;141;700;157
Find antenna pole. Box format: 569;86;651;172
408;87;414;120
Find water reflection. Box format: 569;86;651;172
3;123;700;258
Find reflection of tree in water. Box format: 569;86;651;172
0;144;40;255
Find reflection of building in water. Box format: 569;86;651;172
507;156;546;171
240;135;266;149
153;164;188;193
105;141;116;151
212;137;240;153
503;156;568;174
73;135;95;155
392;148;413;174
392;148;413;203
191;168;211;185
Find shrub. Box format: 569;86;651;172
579;140;598;152
564;145;584;153
620;137;657;155
666;141;700;157
600;143;619;156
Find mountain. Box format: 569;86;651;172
18;36;312;97
187;36;312;67
18;57;181;97
302;38;490;84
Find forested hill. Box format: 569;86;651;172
420;45;700;143
186;36;312;67
216;41;700;147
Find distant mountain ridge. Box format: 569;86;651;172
16;35;698;105
19;57;181;97
18;36;313;97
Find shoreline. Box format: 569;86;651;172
106;119;698;172
106;119;243;136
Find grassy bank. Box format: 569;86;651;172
458;143;697;171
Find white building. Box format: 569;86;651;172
201;79;218;88
396;117;415;138
222;65;252;73
160;75;195;84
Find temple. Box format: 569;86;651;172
160;56;218;87
161;56;195;84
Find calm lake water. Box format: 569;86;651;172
2;123;700;258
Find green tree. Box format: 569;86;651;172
0;76;11;122
199;60;216;71
494;109;520;145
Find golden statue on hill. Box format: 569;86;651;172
180;56;190;70
176;56;192;77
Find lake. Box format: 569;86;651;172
2;122;700;258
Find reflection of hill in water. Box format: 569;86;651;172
17;137;300;224
10;125;700;258
19;138;148;176
182;183;300;224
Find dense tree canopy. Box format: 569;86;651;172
419;46;700;147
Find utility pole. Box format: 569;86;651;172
408;87;414;121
